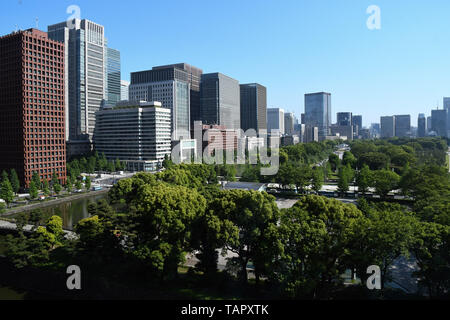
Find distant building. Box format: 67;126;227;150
267;108;285;135
305;92;331;140
197;124;239;155
284;112;295;135
445;98;450;137
352;115;362;137
431;109;448;138
155;63;203;130
201;72;240;130
106;48;121;106
240;83;267;132
301;113;305;124
427;116;432;133
304;126;319;143
337;112;353;126
370;123;381;138
330;125;353;140
94;101;171;172
120;80;130;101
380;116;395;138
281;135;300;146
129;66;191;140
394;115;411;137
417;114;426;137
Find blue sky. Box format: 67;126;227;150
2;0;450;126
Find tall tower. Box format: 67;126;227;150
304;92;331;140
48;19;116;156
0;29;66;187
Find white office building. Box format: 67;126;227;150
94;101;172;172
267;108;285;135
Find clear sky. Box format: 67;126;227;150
2;0;450;126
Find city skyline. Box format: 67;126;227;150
3;0;450;126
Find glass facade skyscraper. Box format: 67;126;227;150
200;73;240;130
106;48;121;106
304;92;331;140
240;83;267;132
48;19;117;155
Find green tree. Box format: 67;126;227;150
0;179;14;205
371;169;400;199
42;179;50;196
337;166;350;196
311;167;324;194
75;180;82;191
1;170;9;183
85;176;92;190
10;169;20;194
66;176;73;193
277;195;364;298
356;164;372;195
28;180;38;199
32;172;41;190
328;153;340;172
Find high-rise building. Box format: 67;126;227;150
427;116;432;133
304;92;331;140
284;112;295;135
105;48;121;106
0;29;66;187
417;114;426;137
120;80;129;101
129;66;191;140
380;116;395;138
240;83;267;132
352;115;362;137
445;98;450;137
304;126;319;143
200;72;240;130
48;19;112;156
267;108;285;135
394;115;411;137
94;101;171;171
337;112;352;126
153;63;202;129
330;125;354;140
431;109;448;138
300;113;305;124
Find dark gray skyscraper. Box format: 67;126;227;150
337;112;352;126
304;92;331;140
352;115;362;136
201;73;240;129
240;83;267;132
417;113;426;137
381;116;395;138
394;115;411;137
431;109;448;138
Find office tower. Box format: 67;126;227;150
304;92;331;140
284;112;295;135
240;83;267;132
352;115;362;137
48;19;111;156
304;126;319;143
199;124;239;155
0;29;66;187
427;116;432;133
94;101;171;172
267;108;285;134
120;80;129;101
294;124;305;142
337;112;353;126
370;123;381;138
129;66;191;140
301;113;305;124
417;114;426;137
380;116;395;138
200;72;240;130
105;48;121;106
330;125;354;140
445;98;450;137
394;115;411;137
154;63;203;129
431;109;448;138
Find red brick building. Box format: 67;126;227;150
0;29;66;188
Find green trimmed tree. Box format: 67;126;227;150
10;169;20;195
